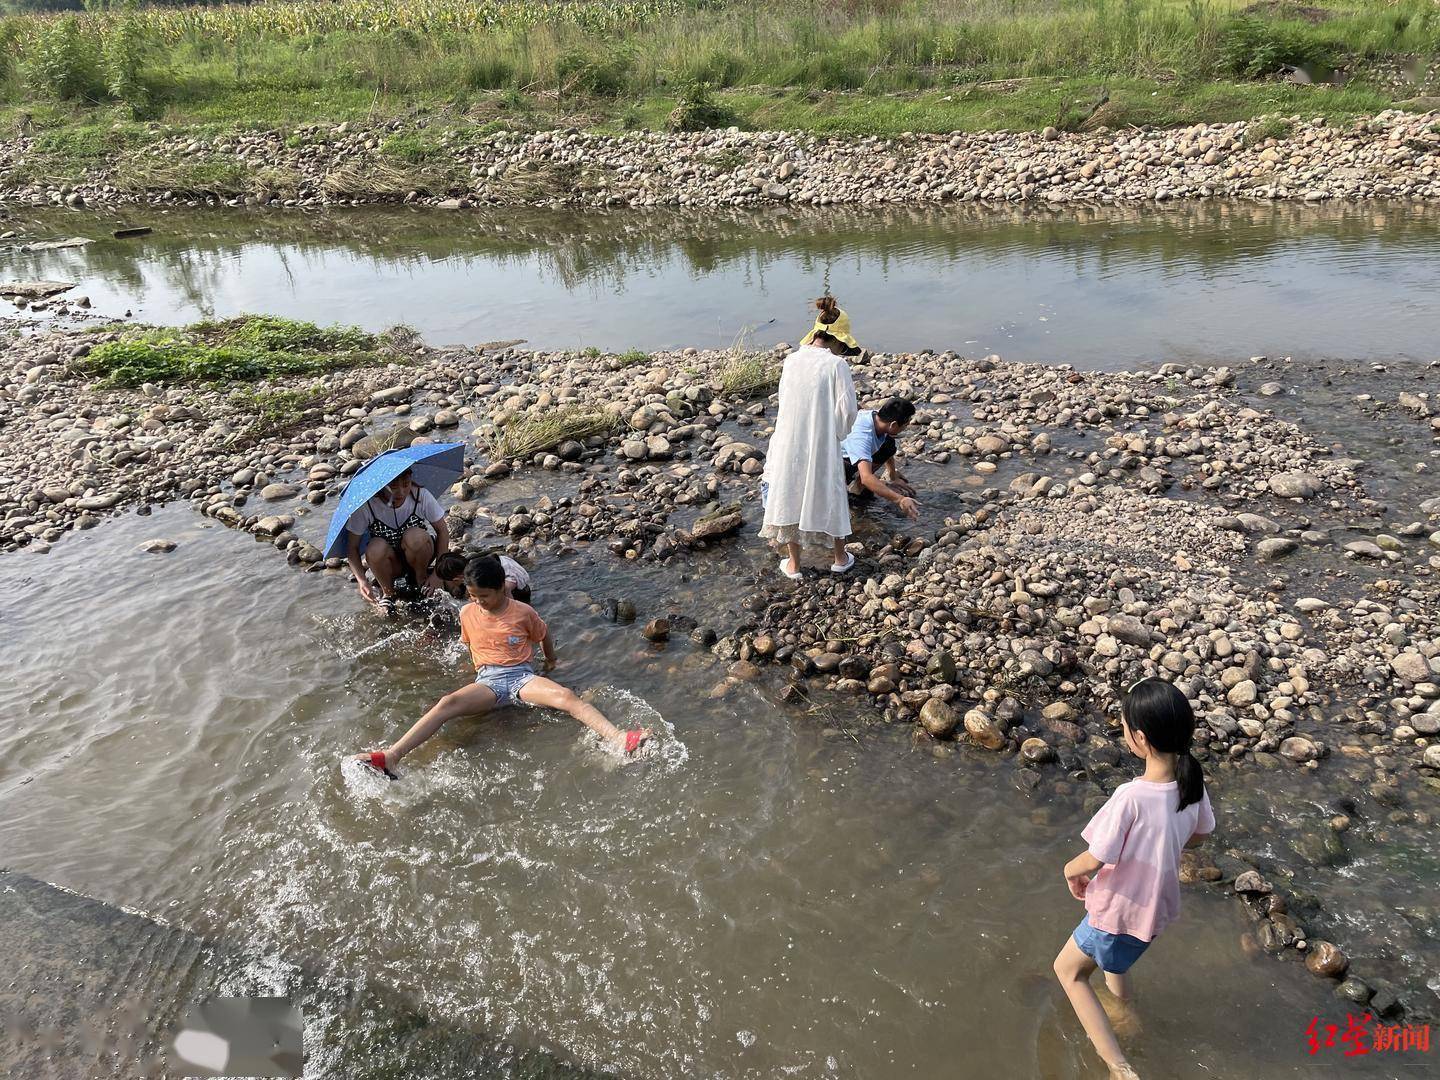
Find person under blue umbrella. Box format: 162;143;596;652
344;467;451;617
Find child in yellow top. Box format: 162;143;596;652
354;556;648;779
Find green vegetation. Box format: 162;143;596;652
612;348;650;368
1242;113;1295;143
228;383;332;440
493;405;621;458
667;80;741;132
719;354;780;398
79;314;378;386
0;0;1436;146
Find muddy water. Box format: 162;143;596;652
5;201;1440;366
0;502;1417;1079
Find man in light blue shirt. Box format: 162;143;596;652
841;398;919;521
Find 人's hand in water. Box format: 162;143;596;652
357;580;377;603
542;656;557;673
898;496;920;521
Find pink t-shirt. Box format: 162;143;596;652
1082;778;1215;942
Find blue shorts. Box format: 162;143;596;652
1072;915;1150;975
474;663;536;707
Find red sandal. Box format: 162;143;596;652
357;751;398;781
623;730;647;755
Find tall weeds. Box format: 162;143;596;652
3;1;1437;119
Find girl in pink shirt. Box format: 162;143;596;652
1053;679;1215;1080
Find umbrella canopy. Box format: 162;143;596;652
321;442;466;559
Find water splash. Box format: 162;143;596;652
578;686;688;771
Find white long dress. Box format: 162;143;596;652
759;344;857;546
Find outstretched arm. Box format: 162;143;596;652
346;531;374;602
885;455;915;495
857;461;919;521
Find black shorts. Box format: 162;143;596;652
512;584;532;605
844;438;897;484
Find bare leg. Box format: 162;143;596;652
832;536;849;563
1103;971;1128;1001
1099;971;1141;1038
400;527;435;588
365;538;401;597
784;541;801;575
520;676;648;748
1053;937;1129;1073
359;682;498;768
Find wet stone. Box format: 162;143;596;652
1304;941;1349;979
919;698;958;739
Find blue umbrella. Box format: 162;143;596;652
321;443;466;559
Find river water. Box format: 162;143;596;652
5;201;1440;367
0;504;1421;1079
2;204;1437;1077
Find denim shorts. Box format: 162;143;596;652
474;663;537;707
1072;915;1150;974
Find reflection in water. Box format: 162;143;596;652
3;202;1439;366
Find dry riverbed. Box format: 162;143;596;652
2;320;1438;1019
2;110;1438;213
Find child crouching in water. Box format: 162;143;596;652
1053;678;1215;1080
355;556;648;779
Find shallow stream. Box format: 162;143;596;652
0;505;1421;1078
2;202;1438;1077
5;201;1440;366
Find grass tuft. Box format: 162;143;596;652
610;348;650;369
1243;114;1296;145
719;354;780;398
492;405;621;458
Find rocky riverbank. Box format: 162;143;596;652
3;111;1439;213
2;319;1438;1016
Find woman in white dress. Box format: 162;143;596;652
759;329;858;579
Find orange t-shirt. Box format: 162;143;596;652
459;598;547;668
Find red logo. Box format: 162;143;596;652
1307;1016;1432;1057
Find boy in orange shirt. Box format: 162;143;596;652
355;556;648;779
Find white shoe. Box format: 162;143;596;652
779;557;803;581
829;552;855;574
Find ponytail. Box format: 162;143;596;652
815;295;840;324
1122;677;1206;812
1174;750;1204;813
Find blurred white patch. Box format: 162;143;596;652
174;1029;228;1071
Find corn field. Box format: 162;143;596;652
3;0;694;49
